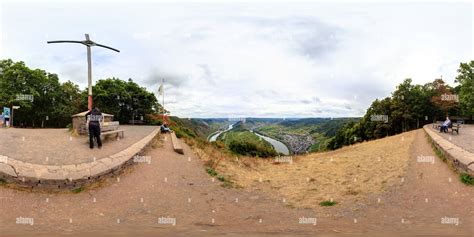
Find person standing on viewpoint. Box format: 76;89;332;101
85;107;104;149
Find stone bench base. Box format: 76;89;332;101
170;132;184;155
102;129;125;139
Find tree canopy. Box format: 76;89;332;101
0;59;162;127
92;78;161;124
455;61;474;117
325;60;473;150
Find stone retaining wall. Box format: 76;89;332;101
424;125;474;176
0;128;160;189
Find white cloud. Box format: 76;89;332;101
0;1;471;118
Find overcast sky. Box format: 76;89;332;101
0;0;472;118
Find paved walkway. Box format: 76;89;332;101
0;126;158;165
428;124;474;153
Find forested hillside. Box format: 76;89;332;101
325;61;474;150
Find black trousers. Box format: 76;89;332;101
89;123;102;148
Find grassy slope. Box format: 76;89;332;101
169;117;211;139
217;130;416;209
174;116;415;209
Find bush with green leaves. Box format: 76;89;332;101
460;173;474;185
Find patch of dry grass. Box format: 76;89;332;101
190;130;416;209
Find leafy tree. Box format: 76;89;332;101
0;59;162;127
91;78;160;124
430;79;458;117
455;61;474;119
51;81;84;126
0;59;66;127
324;67;472;151
362;97;392;139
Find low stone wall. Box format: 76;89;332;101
423;125;474;176
0;128;160;189
170;132;184;154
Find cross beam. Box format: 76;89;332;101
47;34;119;110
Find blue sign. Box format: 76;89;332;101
3;107;10;118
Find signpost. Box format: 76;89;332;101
3;107;10;127
3;107;10;118
11;106;20;127
47;34;120;110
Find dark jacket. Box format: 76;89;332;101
85;108;103;125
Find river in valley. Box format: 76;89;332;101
208;123;235;142
252;131;290;155
208;123;290;155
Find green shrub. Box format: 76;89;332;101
71;186;85;193
206;167;218;177
174;129;184;138
319;200;337;206
170;126;197;139
217;175;226;182
460;173;474;185
228;140;277;158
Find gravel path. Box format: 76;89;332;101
0;130;472;236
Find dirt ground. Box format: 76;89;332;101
0;129;472;236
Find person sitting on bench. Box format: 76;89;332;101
161;123;171;133
439;116;451;133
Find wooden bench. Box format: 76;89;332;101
85;121;125;142
128;120;145;125
101;129;125;139
448;123;460;134
101;121;120;132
